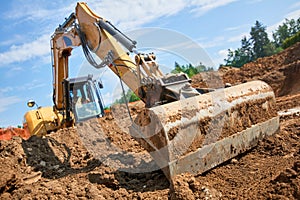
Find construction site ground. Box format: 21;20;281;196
1;43;300;199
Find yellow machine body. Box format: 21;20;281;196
23;106;63;136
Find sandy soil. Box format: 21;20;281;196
1;43;300;199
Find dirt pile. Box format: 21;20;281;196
192;42;300;97
0;127;169;199
2;112;299;199
1;44;300;199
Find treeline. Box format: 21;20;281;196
114;90;140;104
171;62;213;78
224;17;300;68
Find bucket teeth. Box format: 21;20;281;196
130;80;279;180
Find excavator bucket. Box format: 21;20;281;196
130;80;279;180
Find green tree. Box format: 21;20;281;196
223;17;300;67
250;21;272;59
273;22;289;47
114;90;140;104
171;62;213;77
173;62;182;73
282;30;300;49
273;18;300;47
287;18;299;35
224;36;253;67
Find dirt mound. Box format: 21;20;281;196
276;93;300;111
192;42;300;97
0;127;169;199
1;100;300;199
268;160;300;199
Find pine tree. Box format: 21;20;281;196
250;21;271;59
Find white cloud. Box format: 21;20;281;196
81;0;238;29
88;0;186;30
0;87;14;93
0;80;46;95
17;80;47;91
289;2;300;9
5;0;238;28
199;36;225;48
0;0;237;67
224;26;242;32
4;0;74;22
189;0;238;15
0;96;21;113
209;48;229;67
101;92;114;106
224;24;250;32
267;8;300;35
218;49;229;58
285;9;300;21
0;35;24;46
246;0;263;4
0;34;50;66
227;32;249;42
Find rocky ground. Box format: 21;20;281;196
1;43;300;199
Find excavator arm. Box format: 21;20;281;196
56;2;199;108
51;14;81;111
75;2;140;91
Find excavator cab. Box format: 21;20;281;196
23;74;105;136
67;75;105;122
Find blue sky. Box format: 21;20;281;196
0;0;299;127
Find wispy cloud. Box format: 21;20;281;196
0;34;50;66
224;26;243;32
217;48;229;64
4;0;238;28
190;0;238;15
224;24;250;32
267;8;300;35
199;36;226;48
17;80;47;91
4;0;74;22
227;32;249;42
0;0;237;67
4;66;24;78
218;49;229;58
0;34;25;46
88;0;186;30
289;2;300;9
0;96;21;113
0;87;14;94
285;9;300;21
246;0;263;4
0;80;46;94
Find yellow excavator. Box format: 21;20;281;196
23;2;279;180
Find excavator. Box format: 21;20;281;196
23;2;279;180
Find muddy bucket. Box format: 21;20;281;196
130;80;279;180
